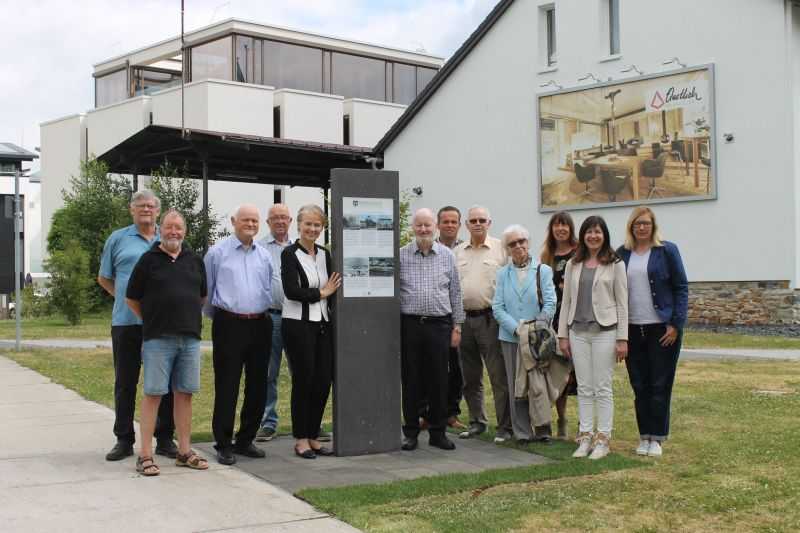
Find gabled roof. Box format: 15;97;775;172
374;0;514;154
0;142;38;161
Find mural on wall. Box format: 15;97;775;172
538;67;716;211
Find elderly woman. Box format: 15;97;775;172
617;207;688;458
281;204;341;459
558;216;628;460
492;224;557;443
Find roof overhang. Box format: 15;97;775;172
97;125;374;189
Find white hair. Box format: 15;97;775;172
130;189;161;210
467;205;491;220
412;208;435;224
501;224;530;248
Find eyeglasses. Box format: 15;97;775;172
269;215;290;222
507;238;527;249
632;221;653;228
134;203;157;210
468;218;488;224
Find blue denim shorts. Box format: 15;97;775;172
142;336;201;395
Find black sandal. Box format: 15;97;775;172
294;446;316;459
310;446;334;456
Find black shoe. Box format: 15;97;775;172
155;439;178;459
429;435;456;450
105;442;134;461
295;446;317;459
401;437;418;451
233;442;266;458
216;447;236;465
311;446;335;456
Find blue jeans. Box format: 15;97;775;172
261;311;283;430
141;336;201;396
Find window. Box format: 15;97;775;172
545;6;557;66
235;35;262;84
191;37;233;81
416;67;437;96
331;52;386;101
609;0;620;55
132;68;181;96
264;40;323;93
393;63;416;105
95;69;128;107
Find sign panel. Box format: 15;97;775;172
538;66;716;211
342;196;395;298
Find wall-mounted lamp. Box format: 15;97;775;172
578;73;601;84
411;186;423;197
539;79;563;90
662;57;687;69
621;64;644;76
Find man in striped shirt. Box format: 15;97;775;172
399;208;465;451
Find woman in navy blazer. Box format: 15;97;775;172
492;224;556;443
617;206;688;458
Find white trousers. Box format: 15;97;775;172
569;328;616;436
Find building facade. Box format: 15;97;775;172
40;18;443;245
379;0;800;325
0;144;40;286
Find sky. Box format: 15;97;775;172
1;0;497;166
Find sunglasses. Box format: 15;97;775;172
507;238;527;249
468;218;488;224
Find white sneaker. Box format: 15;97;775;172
589;439;609;460
647;440;663;457
572;434;593;458
636;439;650;456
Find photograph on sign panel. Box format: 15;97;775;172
538;68;715;211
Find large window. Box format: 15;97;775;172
235;35;262;84
393;63;416;105
133;68;181;96
95;69;128;107
191;37;232;81
263;40;323;92
332;52;386;101
609;0;620;55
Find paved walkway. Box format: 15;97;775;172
4;339;800;362
0;355;360;533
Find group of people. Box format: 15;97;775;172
398;204;688;460
99;189;688;476
100;192;339;475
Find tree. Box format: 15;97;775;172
45;240;93;325
47;158;132;308
149;162;227;253
399;189;413;247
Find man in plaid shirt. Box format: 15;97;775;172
399;208;465;451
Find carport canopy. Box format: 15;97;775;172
98;125;374;188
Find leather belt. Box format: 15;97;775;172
402;314;452;325
465;308;492;318
216;308;267;320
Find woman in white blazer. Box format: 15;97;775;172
557;216;628;460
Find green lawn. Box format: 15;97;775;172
3;313;800;350
3;345;799;532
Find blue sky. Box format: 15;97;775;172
1;0;497;160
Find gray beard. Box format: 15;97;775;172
162;238;183;253
416;236;434;248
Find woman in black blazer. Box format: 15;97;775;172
281;204;341;459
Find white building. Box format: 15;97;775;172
0;144;41;280
40;18;443;244
378;0;800;325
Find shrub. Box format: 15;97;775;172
45;241;93;325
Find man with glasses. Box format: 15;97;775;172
454;205;512;442
255;204;293;443
98;190;176;462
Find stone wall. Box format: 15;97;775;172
688;281;800;325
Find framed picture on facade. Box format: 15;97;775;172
537;65;717;212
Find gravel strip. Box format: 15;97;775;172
687;324;800;338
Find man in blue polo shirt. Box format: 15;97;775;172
98;190;176;462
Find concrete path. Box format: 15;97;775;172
0;355;360;533
4;339;800;362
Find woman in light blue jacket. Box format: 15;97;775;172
492;224;556;443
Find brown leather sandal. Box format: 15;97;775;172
136;456;160;476
175;450;209;470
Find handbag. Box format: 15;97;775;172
519;265;564;366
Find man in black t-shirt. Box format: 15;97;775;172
125;210;208;476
